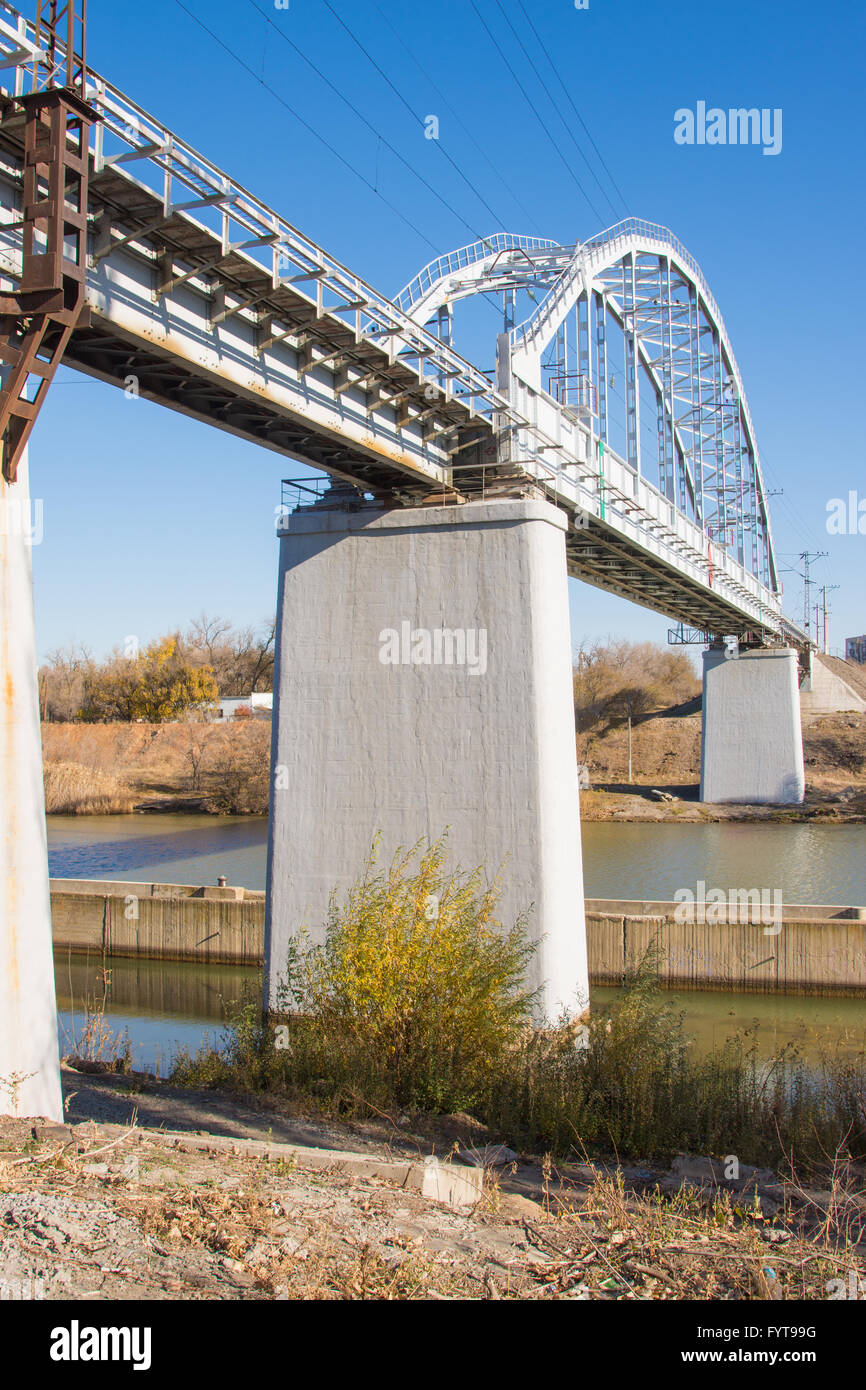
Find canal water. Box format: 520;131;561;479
47;813;866;905
48;814;866;1076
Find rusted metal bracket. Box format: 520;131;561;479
0;86;93;482
0;2;92;482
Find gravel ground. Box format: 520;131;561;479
0;1066;862;1301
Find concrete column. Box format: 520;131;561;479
0;448;63;1122
700;646;805;805
265;497;588;1022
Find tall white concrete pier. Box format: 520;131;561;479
0;448;63;1122
265;496;588;1022
700;646;806;805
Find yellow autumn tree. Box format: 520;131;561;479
78;636;217;723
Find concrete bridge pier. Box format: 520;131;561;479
700;646;805;805
0;448;63;1122
265;496;589;1023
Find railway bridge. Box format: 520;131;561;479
0;2;810;1119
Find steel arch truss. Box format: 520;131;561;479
506;222;778;592
404;223;780;594
392;233;575;334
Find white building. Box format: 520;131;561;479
213;692;273;722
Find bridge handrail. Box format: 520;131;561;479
393;233;562;314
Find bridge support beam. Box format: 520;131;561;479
700;647;805;805
0;448;63;1122
265;497;588;1022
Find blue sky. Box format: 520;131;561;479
27;0;865;662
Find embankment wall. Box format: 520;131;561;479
50;882;866;996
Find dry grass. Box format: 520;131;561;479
515;1160;865;1301
43;760;136;814
42;722;271;813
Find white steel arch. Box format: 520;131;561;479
406;220;780;596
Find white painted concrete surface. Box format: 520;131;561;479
265;498;588;1023
0;448;63;1122
800;655;866;715
700;647;806;805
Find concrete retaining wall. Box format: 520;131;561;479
586;913;866;996
50;880;866;996
51;882;264;965
800;654;866;715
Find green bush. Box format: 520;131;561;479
171;848;866;1171
173;835;538;1114
277;836;537;1111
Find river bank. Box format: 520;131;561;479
40;709;866;823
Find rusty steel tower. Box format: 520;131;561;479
0;0;91;482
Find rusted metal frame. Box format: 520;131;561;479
0;86;92;481
33;0;87;93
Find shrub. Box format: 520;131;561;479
204;724;270;813
173;836;537;1113
281;837;536;1110
484;943;866;1165
172;861;866;1171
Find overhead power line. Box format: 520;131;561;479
466;0;606;225
244;0;501;242
513;0;630;218
491;0;621;221
369;0;545;235
318;0;513;234
174;0;459;255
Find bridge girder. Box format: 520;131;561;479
402;222;782;604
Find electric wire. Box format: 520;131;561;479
369;0;545;235
513;0;630;218
466;0;606;224
318;0;515;234
174;0;455;255
491;0;621;221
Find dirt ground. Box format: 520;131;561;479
42;704;866;824
579;709;866;822
0;1066;862;1301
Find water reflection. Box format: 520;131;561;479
55;950;866;1080
55;949;258;1077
